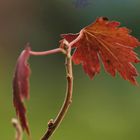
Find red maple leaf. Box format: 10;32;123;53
13;47;31;134
61;17;140;85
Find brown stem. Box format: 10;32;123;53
41;42;73;140
12;118;23;140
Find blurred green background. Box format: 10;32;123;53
1;0;140;140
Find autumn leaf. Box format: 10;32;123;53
13;46;31;134
61;17;140;85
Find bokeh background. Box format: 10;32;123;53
1;0;140;140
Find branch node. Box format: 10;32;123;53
67;74;72;78
48;119;54;129
69;100;72;104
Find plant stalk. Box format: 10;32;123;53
12;118;23;140
41;43;73;140
29;48;65;56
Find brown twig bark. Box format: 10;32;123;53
41;41;73;140
12;118;23;140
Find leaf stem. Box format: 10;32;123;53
40;41;73;140
29;48;65;56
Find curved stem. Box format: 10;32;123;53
12;118;23;140
41;44;73;140
29;48;65;56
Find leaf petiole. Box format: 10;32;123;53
29;48;66;56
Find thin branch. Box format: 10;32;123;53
12;118;23;140
29;48;65;56
41;41;73;140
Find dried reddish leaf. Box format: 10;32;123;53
13;47;31;134
61;17;140;84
